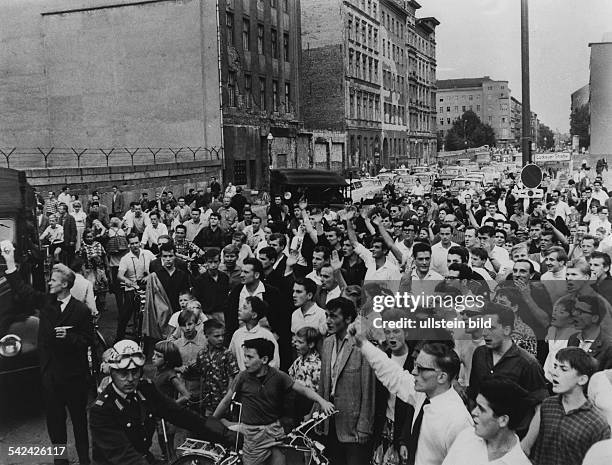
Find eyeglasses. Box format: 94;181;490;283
414;364;440;374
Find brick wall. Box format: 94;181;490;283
301;44;346;131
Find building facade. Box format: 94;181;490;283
220;0;304;188
510;97;540;149
437;76;513;147
301;0;438;174
571;84;590;112
589;41;612;157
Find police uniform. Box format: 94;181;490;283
90;378;231;465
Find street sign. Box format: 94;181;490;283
521;163;542;188
534;153;571;162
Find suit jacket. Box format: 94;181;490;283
6;271;93;382
568;330;612;370
373;350;414;448
222;282;286;344
111;192;125;215
59;212;77;246
317;335;376;442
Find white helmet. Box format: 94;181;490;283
106;339;145;370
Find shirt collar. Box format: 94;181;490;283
112;383;128;399
57;294;71;310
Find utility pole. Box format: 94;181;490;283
521;0;531;165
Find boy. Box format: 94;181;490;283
213;338;335;465
185;319;239;415
192;249;229;323
527;347;610;465
174;309;208;401
220;244;242;288
229;296;280;370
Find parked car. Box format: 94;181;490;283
349;178;384;202
449;176;485;196
269;169;348;208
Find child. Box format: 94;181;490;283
229;296;280;371
173;309;208;402
168;300;207;341
184;319;239;415
152;340;191;460
527;347;610;465
288;327;322;422
166;290;195;335
213;338;335;465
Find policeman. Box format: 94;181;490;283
90;340;233;465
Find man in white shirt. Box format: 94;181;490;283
291;277;327;335
549;189;572;223
431;224;459;277
477;225;511;274
346;210;401;292
69;257;98;316
140;211;168;251
57;185;73;212
540;246;568;304
592;180;610;205
403;242;444;298
442;377;532;465
116;234;155;339
306;246;329;286
352;325;473;465
479;201;506;226
244;216;267;252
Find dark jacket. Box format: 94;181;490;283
59;212;77;246
193;226;226;250
6;271;93;382
90;378;231;465
193;271;230;316
568;330;612;370
374;350;414;448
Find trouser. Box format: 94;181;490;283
116;289;139;340
61;244;75;267
110;266;124;310
326;419;371;465
42;376;90;465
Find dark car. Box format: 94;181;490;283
270;169;348;208
0;168;42;393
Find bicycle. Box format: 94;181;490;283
87;313;109;393
171;409;338;465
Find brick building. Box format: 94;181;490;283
407;1;439;165
437;76;513;148
301;0;439;174
220;0;304;188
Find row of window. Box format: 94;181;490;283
255;0;289;11
226;13;290;61
348;14;379;52
440;104;481;113
439;115;507;126
384;102;406;126
227;72;291;113
382;38;405;64
349;90;381;122
348;48;379;83
439;94;478;102
383;69;405;93
351;0;378;20
381;10;404;39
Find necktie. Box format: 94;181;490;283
406;398;430;465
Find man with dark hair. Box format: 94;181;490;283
57;202;77;265
590;251;612;306
110;185;125;218
317;297;376;465
442;377;532;464
153;242;190;314
193;212;225;250
291;277;327;335
468;303;548;436
403;242;444;296
306;245;330;286
192;248;229;320
354;318;472;465
221;258;284;352
431;223;459;276
567;295;612;370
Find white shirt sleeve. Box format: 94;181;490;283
353;242;373;267
361;340;416;405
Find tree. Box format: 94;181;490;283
538;124;555;150
570;104;590;149
444;110;496;151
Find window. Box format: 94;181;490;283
488;116;492;122
502;117;506;123
228;71;236;106
283;33;290;61
439;106;443;113
440;119;444;125
234;160;247;185
257;24;264;54
462;106;466;112
477;104;481;111
284;82;290;111
283;0;288;11
245;74;252;107
242;19;250;51
272;80;279;111
447;118;451;124
469;95;473;101
350;93;355;118
454;106;458;111
348;49;354;75
226;13;234;47
357;94;362;119
446;106;450;112
348;15;353;40
271;29;278;58
270;0;277;8
259;77;266;109
439;98;443;102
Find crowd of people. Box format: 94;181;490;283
8;166;612;465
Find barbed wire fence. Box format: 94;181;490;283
0;146;223;170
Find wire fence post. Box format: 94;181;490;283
72;148;88;168
0;148;16;168
37;147;55;168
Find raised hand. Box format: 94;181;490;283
330;250;343;270
286;249;299;268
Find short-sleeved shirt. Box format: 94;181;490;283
532;396;611;465
233;367;294;425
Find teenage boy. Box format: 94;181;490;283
527;347;610;465
192;249;229;322
213;338;335;465
229;296;280;370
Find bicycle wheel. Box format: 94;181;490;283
170;454;219;465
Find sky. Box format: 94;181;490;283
419;0;612;133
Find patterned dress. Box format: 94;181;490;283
189;346;239;414
512;313;538;356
